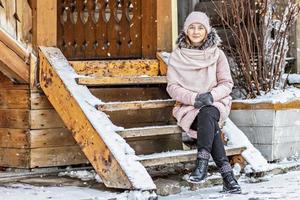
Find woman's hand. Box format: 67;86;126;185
194;92;213;108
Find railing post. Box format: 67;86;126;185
32;0;57;51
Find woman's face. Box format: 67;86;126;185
187;23;207;46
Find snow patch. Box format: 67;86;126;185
233;87;300;104
223;119;270;172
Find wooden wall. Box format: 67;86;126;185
0;71;88;168
0;0;32;48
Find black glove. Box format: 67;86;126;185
194;92;213;108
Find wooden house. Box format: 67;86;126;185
2;0;293;191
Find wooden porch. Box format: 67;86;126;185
0;0;277;191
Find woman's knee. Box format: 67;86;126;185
198;106;220;120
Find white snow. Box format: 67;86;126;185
58;170;102;183
233;87;300;104
160;170;300;200
1;167;300;200
223;119;270;172
282;73;300;84
0;183;155;200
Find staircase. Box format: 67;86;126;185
38;47;246;191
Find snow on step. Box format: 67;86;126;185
96;99;175;111
76;76;167;86
137;146;246;167
117;125;182;138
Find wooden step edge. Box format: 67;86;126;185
76;76;167;86
137;146;247;167
117;125;182;139
96;99;175;111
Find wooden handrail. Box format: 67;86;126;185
0;28;30;63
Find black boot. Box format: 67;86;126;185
222;171;242;194
189;158;209;182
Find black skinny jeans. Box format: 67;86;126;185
190;105;229;168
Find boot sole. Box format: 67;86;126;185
187;176;207;183
222;187;242;194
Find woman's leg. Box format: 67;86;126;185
189;106;220;181
189;106;241;193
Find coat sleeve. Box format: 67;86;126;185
166;83;198;106
210;50;234;102
166;63;197;106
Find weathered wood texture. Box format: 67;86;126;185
138;146;246;167
38;47;155;190
156;0;172;52
0;0;32;45
0;40;29;83
57;0;159;59
232;100;300;110
32;0;57;50
77;76;166;86
70;59;159;76
30;146;88;168
96;99;175;112
31;87;170;108
0;71;28;90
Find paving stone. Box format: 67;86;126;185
154;178;181;196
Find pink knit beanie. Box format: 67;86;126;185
183;12;211;34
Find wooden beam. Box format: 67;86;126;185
38;47;155;190
118;125;181;139
141;0;157;58
76;76;167;86
0;28;30;62
157;0;173;52
96;99;175;112
70;59;159;77
232;100;300;110
0;40;29;83
32;0;57;50
156;52;168;75
172;0;178;50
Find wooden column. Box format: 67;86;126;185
141;0;157;58
156;0;173;52
32;0;57;51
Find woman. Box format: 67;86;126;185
167;12;241;194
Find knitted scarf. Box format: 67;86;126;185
167;29;222;93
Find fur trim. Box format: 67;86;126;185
176;28;221;50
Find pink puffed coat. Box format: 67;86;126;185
166;29;233;139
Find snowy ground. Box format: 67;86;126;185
161;170;300;200
0;168;300;200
